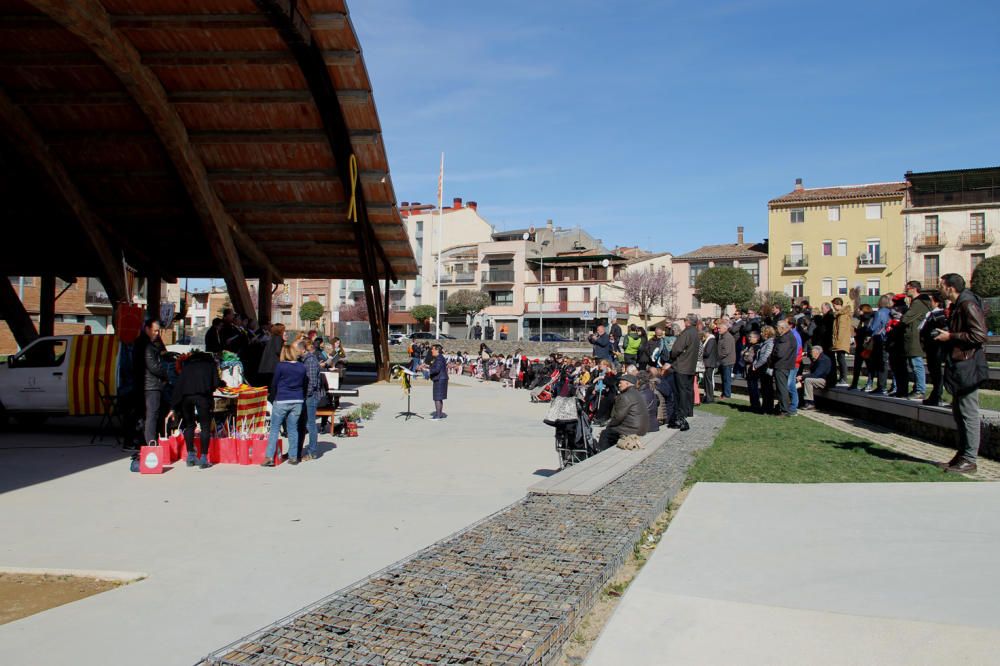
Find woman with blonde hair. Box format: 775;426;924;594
262;344;307;466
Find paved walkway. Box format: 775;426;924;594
0;376;556;665
587;482;1000;666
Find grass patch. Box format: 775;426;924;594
686;401;969;484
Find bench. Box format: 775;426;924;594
529;428;680;496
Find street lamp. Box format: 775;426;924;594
597;258;610;325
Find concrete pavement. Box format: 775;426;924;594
0;376;556;665
587;482;1000;665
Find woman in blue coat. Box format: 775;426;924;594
426;344;449;420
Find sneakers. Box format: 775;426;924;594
301;453;315;462
909;392;925;401
922;397;941;407
945;460;977;475
800;402;816;411
260;459;275;467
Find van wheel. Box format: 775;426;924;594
14;414;47;427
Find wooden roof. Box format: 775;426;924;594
0;0;417;283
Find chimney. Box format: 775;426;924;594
467;200;478;211
546;219;554;231
794;177;804;191
453;197;463;209
737;226;744;244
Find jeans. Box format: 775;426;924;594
908;356;926;395
788;369;799;412
720;365;733;398
304;394;320;458
953;389;980;463
775;369;792;414
834;351;848;384
144;389;162;445
268;401;302;461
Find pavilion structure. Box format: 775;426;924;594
0;0;416;379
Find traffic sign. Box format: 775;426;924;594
581;309;594;321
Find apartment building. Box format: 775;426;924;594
768;178;907;304
904;166;1000;287
672;227;768;320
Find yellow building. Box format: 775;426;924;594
768;179;907;304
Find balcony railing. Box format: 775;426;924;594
438;272;476;285
858;252;887;268
534;301;595;313
914;233;947;249
783;255;808;269
959;231;994;247
85;290;111;306
481;270;516;283
924;274;940;288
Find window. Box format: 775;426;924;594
790;281;804;299
822;241;832;256
583;287;591;303
828;206;840;222
971;212;986;242
865;203;882;220
865;239;881;263
739;261;760;286
866;279;880;296
971;253;986;273
689;262;709;287
790;208;805;224
924;255;939;283
821;278;833;297
924;215;939;240
489;290;513;306
14;339;67;368
438;289;448;310
837;240;848;257
837;278;848;295
8;276;35;287
692;294;701;308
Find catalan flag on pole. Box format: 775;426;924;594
437;152;444;209
68;335;119;415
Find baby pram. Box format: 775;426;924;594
543;395;596;469
530;376;556;403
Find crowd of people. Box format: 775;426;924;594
522;273;988;474
130;309;348;468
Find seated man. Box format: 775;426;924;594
597;374;649;450
800;345;832;411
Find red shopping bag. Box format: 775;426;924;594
217;437;239;464
208;438;221;464
139;443;165;474
249;435;283;465
236;438;252;465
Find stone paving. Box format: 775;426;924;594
202;415;725;666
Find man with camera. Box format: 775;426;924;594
933;273;989;474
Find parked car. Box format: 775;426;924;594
388;333;409;346
409;332;456;340
528;333;574;342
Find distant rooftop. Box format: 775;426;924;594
673;242;768;263
769;180;907;205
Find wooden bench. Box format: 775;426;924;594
528;428;680;496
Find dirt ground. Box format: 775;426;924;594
0;574;123;625
556;486;692;665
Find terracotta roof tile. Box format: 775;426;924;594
769;182;907;205
673;242;768;262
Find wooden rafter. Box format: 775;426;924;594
0;87;129;304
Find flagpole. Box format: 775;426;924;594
435;152;444;340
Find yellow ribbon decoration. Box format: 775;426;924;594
347;153;359;223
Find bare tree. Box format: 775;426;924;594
619;266;679;326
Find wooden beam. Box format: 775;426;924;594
0;277;39;348
188;129;379;144
39;275;55;337
257;271;272;326
0;87;129;304
139;49;357;66
25;0;278;315
146;275;161;322
109;14;270;29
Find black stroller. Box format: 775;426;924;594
543;393;597;469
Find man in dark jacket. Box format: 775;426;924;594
934;274;988;474
597;374;649;450
167;351;220;468
800;346;832;410
666;314;701;431
589;324;613;362
901;280;931;400
205;317;225;353
717;321;737;398
134;319;168;446
921;292;948;406
609;320;623;354
772;320;797;416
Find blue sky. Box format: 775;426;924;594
351;0;1000;255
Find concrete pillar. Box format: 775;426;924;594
39;275;55;337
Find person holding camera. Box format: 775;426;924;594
933;274;988;474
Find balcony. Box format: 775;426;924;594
85;289;111;307
924;274;940;288
438;272;476;285
959;231;994;247
481;270;516;284
913;233;947;250
858;252;887;269
783;255;808;270
533;301;596;313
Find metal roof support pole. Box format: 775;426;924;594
258;271;273;327
0;276;39;349
39;275;56;338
